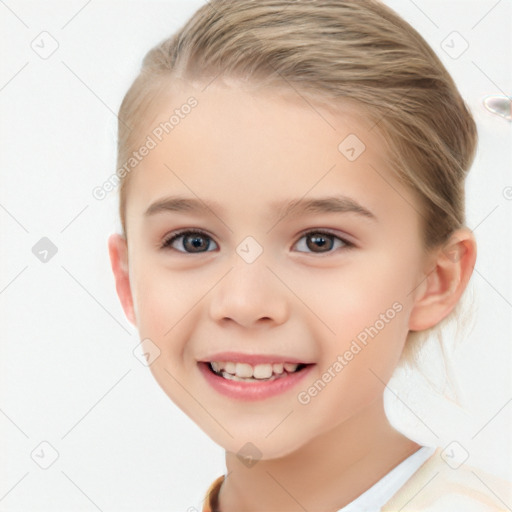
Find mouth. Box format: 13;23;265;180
206;360;310;382
197;358;315;401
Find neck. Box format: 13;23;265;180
218;397;421;512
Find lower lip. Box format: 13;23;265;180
198;362;315;401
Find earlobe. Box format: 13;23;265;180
108;233;137;326
408;228;477;331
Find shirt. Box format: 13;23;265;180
336;445;435;511
201;446;511;511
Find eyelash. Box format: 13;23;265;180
160;229;354;255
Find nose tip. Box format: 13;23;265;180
213;295;286;329
209;264;289;329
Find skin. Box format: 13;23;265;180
108;78;476;511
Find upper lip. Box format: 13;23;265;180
199;352;313;365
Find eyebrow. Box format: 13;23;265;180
144;195;377;222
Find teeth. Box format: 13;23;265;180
253;364;273;379
221;372;271;383
209;360;302;380
272;363;284;374
224;362;236;374
236;362;253;378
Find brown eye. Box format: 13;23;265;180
294;231;350;254
162;231;218;253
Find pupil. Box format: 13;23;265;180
308;234;332;252
186;235;208;251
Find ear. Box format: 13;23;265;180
108;233;137;326
409;228;477;331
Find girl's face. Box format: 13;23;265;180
118;80;431;459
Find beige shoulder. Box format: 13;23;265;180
382;447;512;512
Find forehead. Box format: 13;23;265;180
124;80;410;224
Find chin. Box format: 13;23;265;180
218;430;307;461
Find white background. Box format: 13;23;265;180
1;1;511;510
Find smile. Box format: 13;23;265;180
198;360;315;401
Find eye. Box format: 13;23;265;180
293;230;352;254
160;229;353;255
161;230;218;253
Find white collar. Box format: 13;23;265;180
336;445;436;512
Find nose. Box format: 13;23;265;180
209;257;289;329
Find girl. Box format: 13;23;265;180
108;1;510;510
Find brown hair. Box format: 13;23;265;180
116;0;477;249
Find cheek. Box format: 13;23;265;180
301;257;413;341
297;252;417;398
297;304;409;431
131;263;194;351
131;265;205;414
